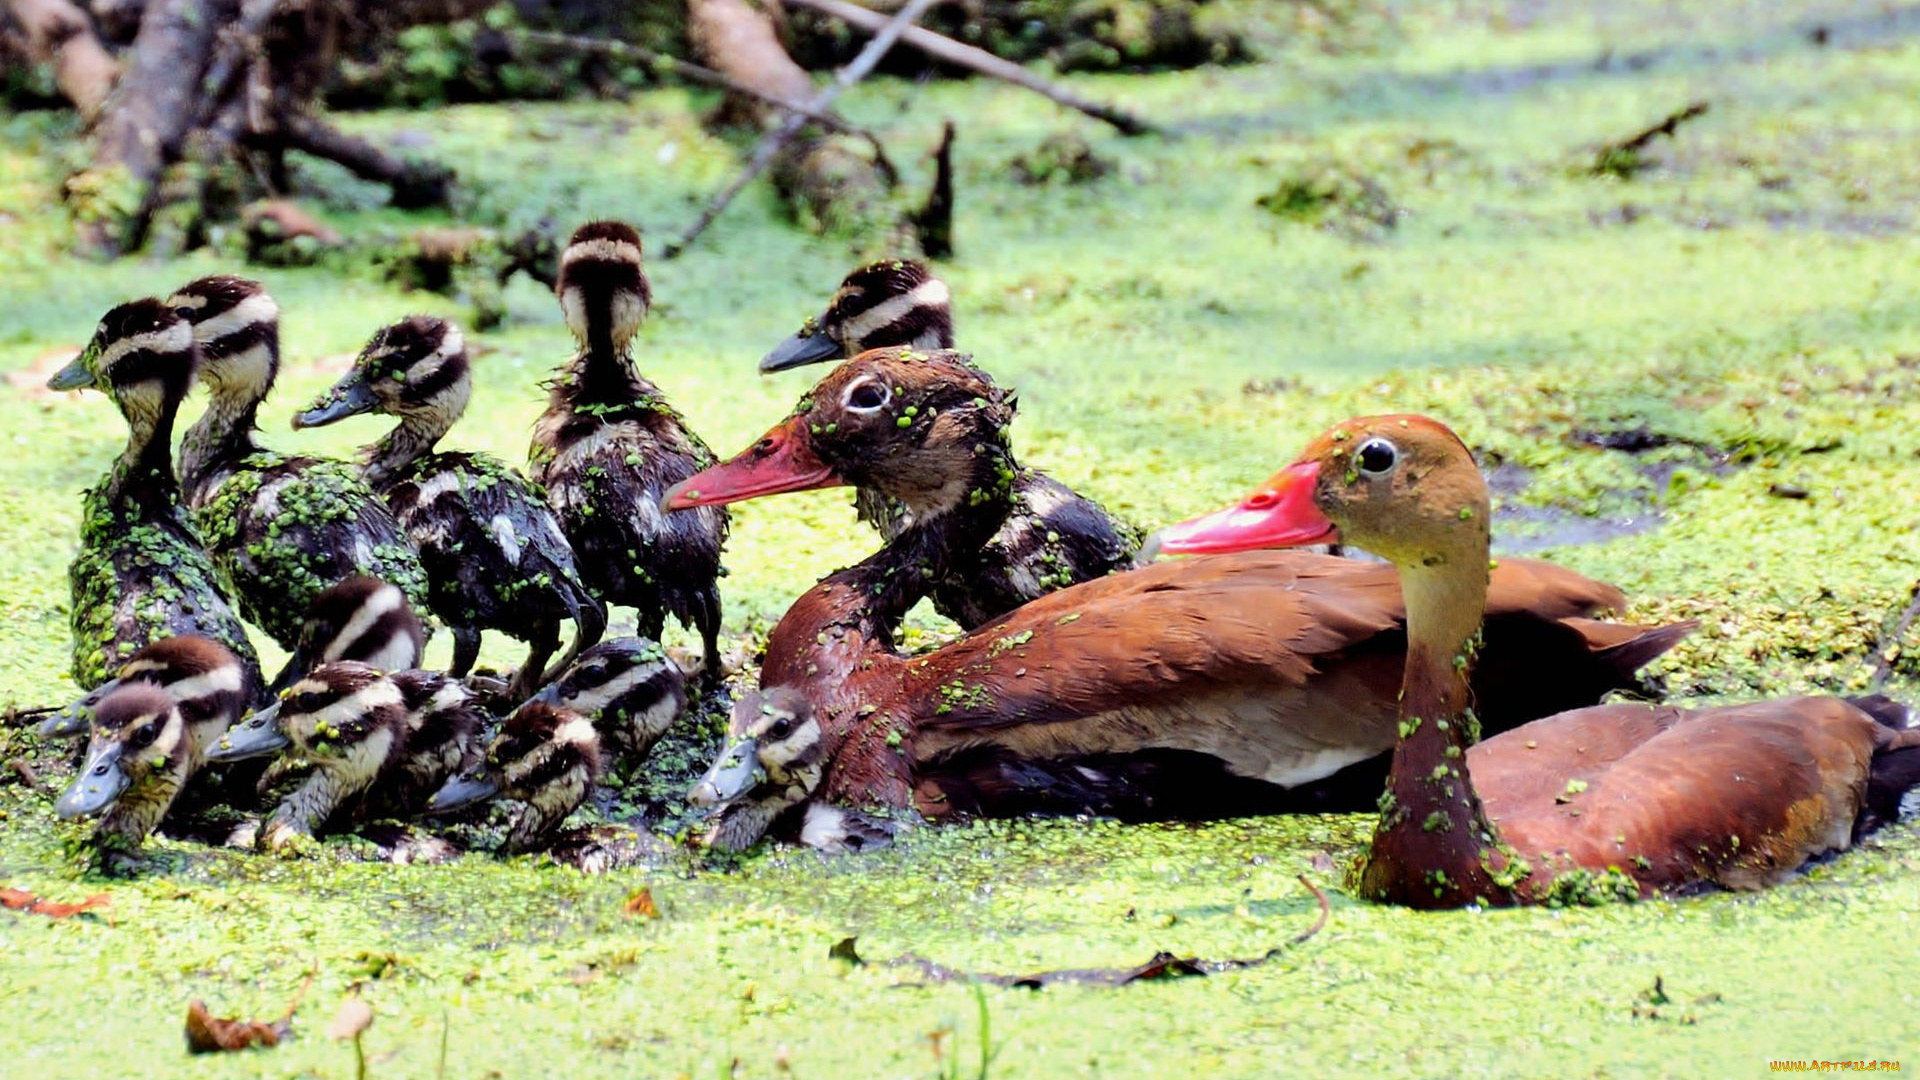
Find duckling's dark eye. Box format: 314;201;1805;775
844;382;889;412
767;716;793;739
291;692;324;715
128;721;160;749
580;664;606;681
1356;438;1398;476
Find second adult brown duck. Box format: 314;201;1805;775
677;482;1694;850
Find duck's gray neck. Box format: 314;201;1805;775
180;387;265;505
107;395;183;506
364;413;447;488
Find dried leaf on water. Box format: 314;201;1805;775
2;886;109;919
185;1000;287;1054
622;886;659;919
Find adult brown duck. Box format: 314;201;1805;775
1152;414;1920;907
670;347;1138;630
673;440;1695;850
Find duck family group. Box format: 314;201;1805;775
37;219;1920;907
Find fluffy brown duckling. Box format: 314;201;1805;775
428;701;603;852
294;316;606;700
165;276;430;679
47;300;262;692
671;347;1140;630
211;661;485;848
529;222;728;678
39;634;254;755
54;684;199;865
208;662;411;851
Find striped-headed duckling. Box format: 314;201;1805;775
759;259;953;373
522;636;687;767
294;316;606;700
47;300;262;692
39;635;253;766
670;347;1140;629
166;276;430;680
528;222;728;677
429;701;602;852
54;684;198;865
274;574;428;694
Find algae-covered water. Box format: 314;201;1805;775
3;0;1919;1075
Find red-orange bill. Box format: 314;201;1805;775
662;416;844;511
1152;461;1336;554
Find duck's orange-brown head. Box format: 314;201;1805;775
662;347;1011;519
1154;414;1489;569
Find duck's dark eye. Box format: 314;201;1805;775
845;382;889;412
291;692;324;715
1356;438;1398;476
767;717;793;740
128;722;160;749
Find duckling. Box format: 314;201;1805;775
39;635;253;759
293;316;606;701
523;636;687;766
760;259;954;372
386;668;486;807
206;662;411;850
275;575;428;693
54;684;198;865
165;276;430;674
47;300;262;691
428;701;602;852
672;347;1141;629
528;222;728;678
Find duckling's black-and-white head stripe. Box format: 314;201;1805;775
279;665;407;748
305;577;421;670
85;300;198;402
557;220;651;351
495;705;599;794
166;276;280;392
351;316;471;420
829;261;954;354
538;638;687;751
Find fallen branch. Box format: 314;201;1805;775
514;30;867;139
665;0;942;257
271;110;453;209
784;0;1159;137
1591;101;1709;178
859;873;1330;989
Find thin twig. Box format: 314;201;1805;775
519;29;899;180
879;873;1331;988
784;0;1159;136
664;0;944;257
1870;578;1920;690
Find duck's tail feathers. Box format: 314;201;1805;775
1585;618;1700;677
1847;693;1913;731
